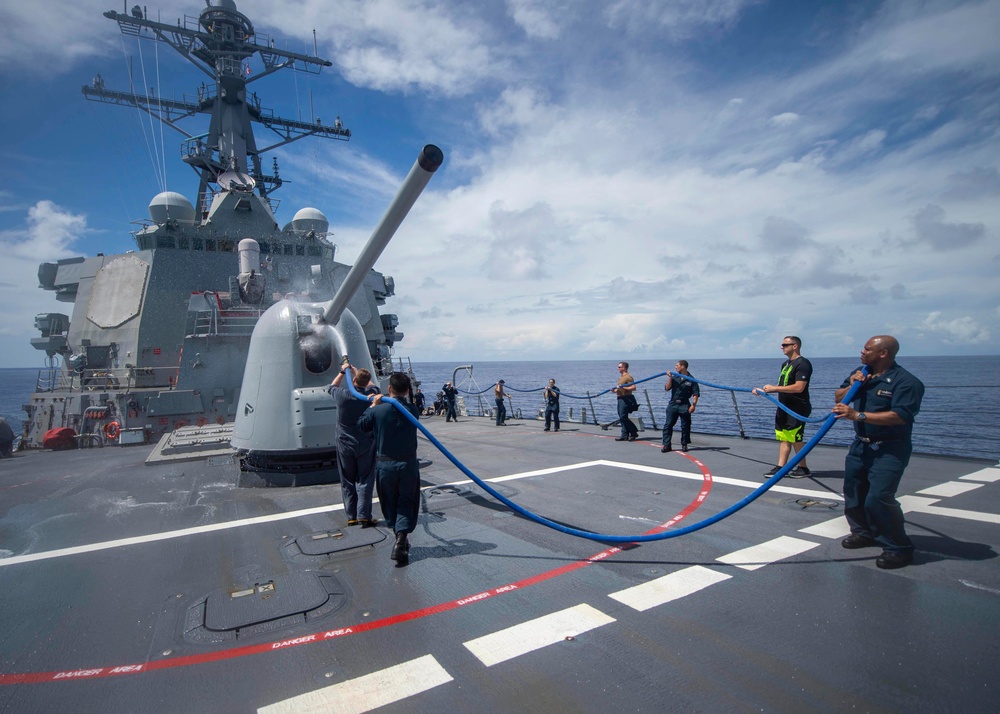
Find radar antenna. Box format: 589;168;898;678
83;1;351;216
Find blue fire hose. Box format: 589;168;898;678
345;367;866;543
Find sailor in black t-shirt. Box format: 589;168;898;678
754;336;812;477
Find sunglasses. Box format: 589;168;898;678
780;343;795;348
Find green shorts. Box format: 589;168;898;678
775;423;805;443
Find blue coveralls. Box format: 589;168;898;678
662;375;699;448
358;400;422;534
330;383;377;521
841;363;924;554
544;386;560;431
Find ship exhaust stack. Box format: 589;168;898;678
231;145;443;485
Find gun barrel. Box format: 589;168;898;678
324;144;443;324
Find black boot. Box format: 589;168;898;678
391;531;409;563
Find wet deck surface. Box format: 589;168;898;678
1;415;998;712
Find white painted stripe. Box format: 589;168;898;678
609;565;731;612
716;536;819;571
798;516;851;540
959;467;1000;483
463;603;615;667
916;481;984;498
0;503;344;569
900;495;1000;524
258;654;452;714
593;460;844;501
1;460;608;569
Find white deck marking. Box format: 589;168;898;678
590;460;844;500
916;481;984;498
463;603;615;667
900;495;1000;524
258;654;452;714
609;565;731;612
716;536;820;571
0;503;345;569
959;467;1000;483
798;516;851;540
4;458;838;569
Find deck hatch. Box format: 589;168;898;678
292;527;386;556
204;571;334;631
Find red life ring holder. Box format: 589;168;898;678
104;421;121;440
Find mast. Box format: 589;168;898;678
82;0;350;216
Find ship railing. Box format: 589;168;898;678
33;366;185;393
187;309;263;337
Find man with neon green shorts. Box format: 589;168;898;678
754;336;812;478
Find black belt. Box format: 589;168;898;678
855;436;904;447
377;454;416;462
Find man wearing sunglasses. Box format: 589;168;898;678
753;336;812;478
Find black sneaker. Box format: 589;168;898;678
661;445;672;453
788;466;811;478
763;466;781;477
681;444;689;452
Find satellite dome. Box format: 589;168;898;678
148;192;195;225
290;207;329;235
211;0;238;12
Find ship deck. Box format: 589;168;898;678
1;414;998;713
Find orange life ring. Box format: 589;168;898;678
174;419;188;430
104;421;121;440
196;416;208;427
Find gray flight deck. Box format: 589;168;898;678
1;415;997;712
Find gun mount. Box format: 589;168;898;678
231;145;443;485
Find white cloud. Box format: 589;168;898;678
506;0;561;40
0;201;87;364
1;200;86;261
769;112;800;127
920;311;990;345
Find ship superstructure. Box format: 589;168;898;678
23;0;405;448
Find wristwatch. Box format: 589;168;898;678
856;411;866;422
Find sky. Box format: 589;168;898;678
0;0;998;368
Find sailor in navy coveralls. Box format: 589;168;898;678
358;373;422;563
833;335;924;569
661;360;699;453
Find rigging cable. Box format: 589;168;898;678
121;36;163;193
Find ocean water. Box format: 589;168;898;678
3;356;999;461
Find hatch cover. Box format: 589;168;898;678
292;527;386;556
204;571;336;631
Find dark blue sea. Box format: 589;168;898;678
3;356;999;461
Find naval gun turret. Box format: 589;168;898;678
231;145;443;484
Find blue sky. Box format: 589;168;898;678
1;0;998;368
